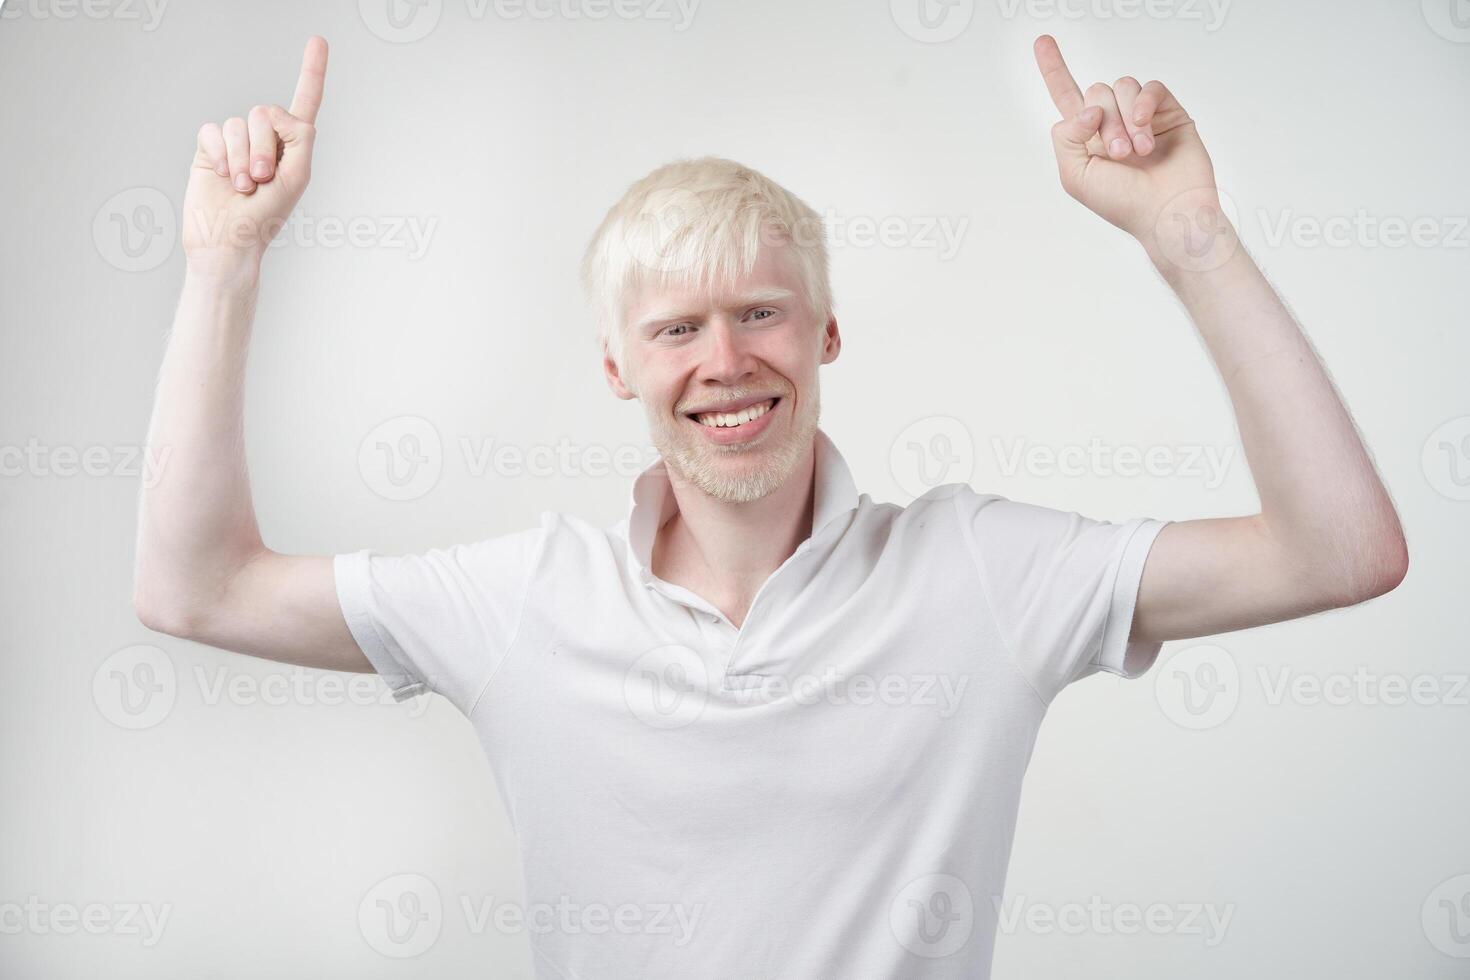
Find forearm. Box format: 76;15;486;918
1150;232;1407;599
134;256;268;625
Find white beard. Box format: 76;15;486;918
646;387;820;504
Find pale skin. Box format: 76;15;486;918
135;35;1407;671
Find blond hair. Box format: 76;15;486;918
580;156;833;370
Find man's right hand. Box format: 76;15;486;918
182;36;328;270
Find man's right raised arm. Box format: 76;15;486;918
132;37;369;673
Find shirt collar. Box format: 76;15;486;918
626;428;861;582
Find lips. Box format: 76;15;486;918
683;396;782;444
687;397;778;429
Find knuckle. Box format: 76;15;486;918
1085;82;1112;98
224;116;245;133
249;104;271;121
1114;75;1139;90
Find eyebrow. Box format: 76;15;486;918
634;288;797;333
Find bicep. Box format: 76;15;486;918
188;549;372;674
1131;515;1333;643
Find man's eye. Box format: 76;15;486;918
749;309;776;321
662;323;692;337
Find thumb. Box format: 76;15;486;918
268;104;317;182
1049;105;1102;192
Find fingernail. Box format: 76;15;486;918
234;173;253;191
1110;138;1131;157
251;160;270;179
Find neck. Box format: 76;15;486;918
651;440;817;627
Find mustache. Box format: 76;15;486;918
674;383;792;415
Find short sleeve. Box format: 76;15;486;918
333;525;545;716
954;489;1169;704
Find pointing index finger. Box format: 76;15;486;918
1033;34;1084;119
289;35;328;124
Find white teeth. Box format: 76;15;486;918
694;398;774;428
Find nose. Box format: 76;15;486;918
698;318;759;387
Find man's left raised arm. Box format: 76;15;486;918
1030;35;1408;645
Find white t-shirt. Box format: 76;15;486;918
334;428;1169;978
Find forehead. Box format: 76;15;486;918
624;240;805;325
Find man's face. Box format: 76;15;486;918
607;240;840;503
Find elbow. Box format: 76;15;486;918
1332;532;1410;607
132;582;200;639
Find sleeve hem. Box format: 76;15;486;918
1091;518;1170;680
333;550;428;702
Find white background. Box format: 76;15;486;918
2;0;1467;976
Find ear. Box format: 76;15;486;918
819;314;842;365
603;347;638;400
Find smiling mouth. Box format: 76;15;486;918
685;397;780;429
